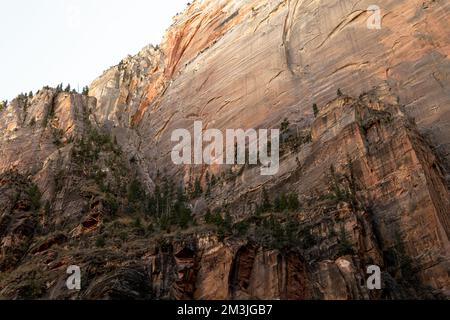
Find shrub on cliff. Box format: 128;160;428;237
29;117;36;127
26;184;42;211
313;103;319;117
337;226;354;256
261;187;271;212
82;86;89;96
190;177;203;198
280;118;290;133
124;178;146;214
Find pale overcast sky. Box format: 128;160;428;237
0;0;188;101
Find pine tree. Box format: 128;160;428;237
338;226;354;256
204;209;213;224
127;179;145;203
82;86;89;96
274;196;282;212
191;177;203;198
261;187;271;212
64;84;71;93
280;118;290;133
224;212;233;230
313;104;319;117
205;171;211;196
287;193;300;210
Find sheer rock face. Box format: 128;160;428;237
91;0;450;177
0;90;95;176
88;0;450;297
0;0;449;299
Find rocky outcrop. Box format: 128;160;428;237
0;0;449;300
0;172;39;272
307;91;450;296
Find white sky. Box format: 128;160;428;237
0;0;188;101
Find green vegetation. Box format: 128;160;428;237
133;217;143;229
145;178;194;231
191;177;203;198
42;97;56;128
104;194;119;216
324;163;359;210
0;100;7;110
273;193;300;212
29;117;36;127
394;231;416;281
254;215;317;250
337;226;354;256
205;172;212;196
95;235;106;248
51;128;64;147
82;86;89;96
204;209;233;239
210;174;217;186
71;128;121;166
44;201;51;216
69;126;129;219
255;187;300;215
202;187;312;250
15;93;31;113
279;119;312;153
329;165;345;201
53;169;65;192
280;118;290;133
26;184;42;211
20;275;45;299
313;103;319;117
256;187;272;214
127;179;145;204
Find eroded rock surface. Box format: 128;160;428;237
0;0;449;299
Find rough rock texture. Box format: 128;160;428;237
0;0;449;300
91;0;450;177
0;172;39;272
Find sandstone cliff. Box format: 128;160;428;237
0;0;449;299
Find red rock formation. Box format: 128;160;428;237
0;0;449;300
